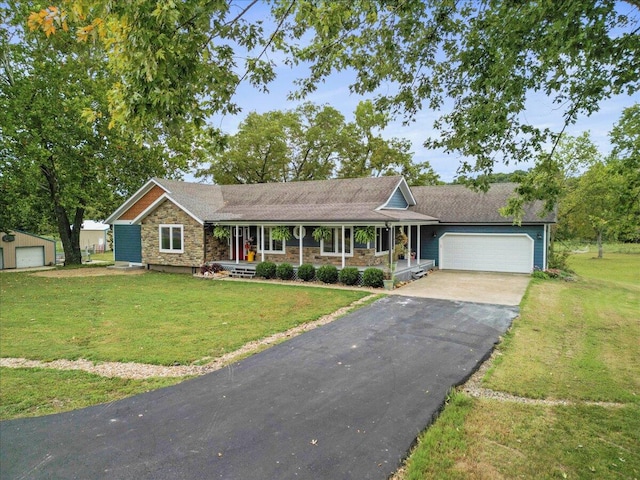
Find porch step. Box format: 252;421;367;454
230;266;256;278
411;268;427;279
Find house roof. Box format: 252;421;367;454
108;177;556;226
410;183;556;224
150;176;434;224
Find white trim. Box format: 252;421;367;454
257;226;286;254
377;177;416;210
158;224;184;253
298;224;303;266
293;226;306;239
132;194;203;226
439;232;534;273
543;225;548;269
320;226;353;257
105;179;167;224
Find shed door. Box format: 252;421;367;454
439;233;533;273
16;246;45;268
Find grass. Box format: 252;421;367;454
0;368;181;420
401;250;640;479
0;272;367;365
0;271;369;419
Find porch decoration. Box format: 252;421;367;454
311;226;332;242
354;226;376;245
271;226;292;241
212;225;230;239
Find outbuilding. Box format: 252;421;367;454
0;231;56;270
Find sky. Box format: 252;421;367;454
197;1;639;184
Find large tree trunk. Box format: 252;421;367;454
41;160;83;265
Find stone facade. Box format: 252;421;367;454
142;200;204;267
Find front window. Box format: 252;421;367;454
376;227;390;255
321;227;352;256
258;227;285;253
159;225;183;253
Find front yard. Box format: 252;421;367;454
398;250;640;479
0;270;369;419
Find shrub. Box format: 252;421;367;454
531;269;549;280
339;267;360;286
317;264;339;284
548;247;570;271
297;263;316;281
362;267;384;288
255;261;276;279
200;263;223;275
276;263;294;280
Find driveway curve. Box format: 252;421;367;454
1;296;518;480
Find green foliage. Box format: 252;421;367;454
196;101;440;185
255;261;277;279
353;226;376;245
270;226;292;242
338;267;360;286
212;225;230;239
547;247;570;271
297;263;316;282
311;226;332;242
531;270;550;280
316;264;338;284
276;263;294;280
362;267;384;288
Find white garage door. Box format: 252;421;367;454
439;233;533;273
16;246;45;268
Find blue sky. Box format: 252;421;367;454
201;2;639;183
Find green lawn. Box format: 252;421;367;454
401;251;640;479
0;271;369;419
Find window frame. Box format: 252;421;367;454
375;226;390;256
320;227;353;257
257;226;286;254
159;224;184;253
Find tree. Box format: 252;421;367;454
198;104;343;184
197;101;441;185
0;2;202;264
26;2;638;206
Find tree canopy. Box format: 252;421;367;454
198;101;441;185
1;1;208;263
25;1;639;201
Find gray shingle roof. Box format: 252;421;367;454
153;176;436;223
410;183;556;224
147;178;555;224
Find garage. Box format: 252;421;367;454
16;246;45;268
439;233;534;274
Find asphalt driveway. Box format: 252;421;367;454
0;296;518;480
393;270;531;306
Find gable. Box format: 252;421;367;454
385;188;409;209
119;185;166;221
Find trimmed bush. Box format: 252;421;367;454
297;263;316;282
255;261;276;279
276;263;294;280
317;264;339;284
362;267;384;288
339;267;360;286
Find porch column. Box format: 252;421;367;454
235;226;239;264
407;225;412;267
260;225;265;262
417;225;421;263
388;225;394;268
341;225;346;269
299;224;303;266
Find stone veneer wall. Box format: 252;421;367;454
205;233;230;263
142;200;204;267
